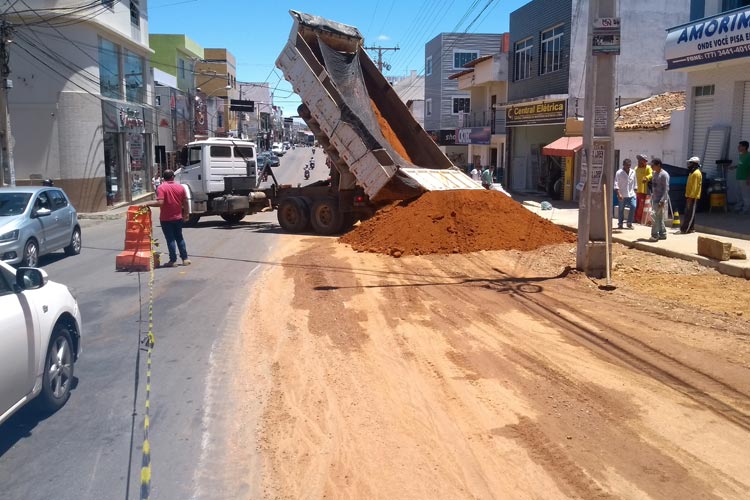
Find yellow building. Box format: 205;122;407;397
195;48;238;135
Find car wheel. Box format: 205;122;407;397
310;198;344;235
36;325;75;413
221;213;244;224
64;227;82;256
22;239;39;267
277;197;309;232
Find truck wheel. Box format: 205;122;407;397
221;213;245;224
310;198;343;235
277;197;309;232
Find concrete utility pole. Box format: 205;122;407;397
364;45;399;72
0;20;15;186
576;0;619;277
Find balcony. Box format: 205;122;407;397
461;110;506;134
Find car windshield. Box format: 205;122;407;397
0;192;32;216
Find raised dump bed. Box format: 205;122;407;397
276;10;480;202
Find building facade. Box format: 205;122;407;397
665;0;750;208
389;70;425;127
238;82;273;148
195;48;237;136
507;0;689;197
6;0;154;211
424;32;505;165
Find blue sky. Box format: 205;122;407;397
148;0;528;116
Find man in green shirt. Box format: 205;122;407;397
481;166;493;189
731;141;750;214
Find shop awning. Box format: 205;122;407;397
542;136;583;157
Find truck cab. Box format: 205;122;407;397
175;138;263;224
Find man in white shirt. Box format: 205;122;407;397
470;165;481;182
615;158;637;229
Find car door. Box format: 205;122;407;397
47;189;73;250
0;270;36;419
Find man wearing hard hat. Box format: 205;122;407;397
681;156;702;234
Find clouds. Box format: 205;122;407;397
377;35;391;41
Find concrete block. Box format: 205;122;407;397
730;245;747;260
697;236;732;261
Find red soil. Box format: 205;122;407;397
370;99;412;162
340;190;576;257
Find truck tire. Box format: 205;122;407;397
277;197;309;232
310;198;343;235
221;213;245;224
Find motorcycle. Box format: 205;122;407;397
304;168;310;180
312;148;316;154
309;158;315;169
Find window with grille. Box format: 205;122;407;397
453;97;470;114
130;0;140;27
694;85;715;97
453;51;478;69
514;37;533;81
540;25;564;75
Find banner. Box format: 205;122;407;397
455;127;491;145
505;99;566;127
666;8;750;69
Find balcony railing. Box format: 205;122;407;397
461;110;506;134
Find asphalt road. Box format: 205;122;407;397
0;146;327;500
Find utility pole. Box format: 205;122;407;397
0;19;14;186
364;45;399;72
577;0;619;278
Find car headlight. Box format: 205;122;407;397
0;229;19;243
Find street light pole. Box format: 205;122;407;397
0;20;14;186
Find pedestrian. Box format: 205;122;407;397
634;153;653;224
649;158;670;242
481;166;493;189
152;172;161;189
470;164;481;182
729;140;750;214
141;169;191;267
681;156;702;234
615;158;637;229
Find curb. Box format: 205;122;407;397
78;212;127;220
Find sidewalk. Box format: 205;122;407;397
78;194;154;220
520;197;750;279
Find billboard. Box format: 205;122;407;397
505;99;566;127
666;8;750;69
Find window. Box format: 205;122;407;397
98;38;121;99
155;95;161;106
453;97;470;114
210;146;231;158
540;25;564;75
179;58;186;79
124;50;144;103
34;192;51;211
426;98;432;116
514;37;533;81
454;51;478;69
49;190;68;210
722;0;750;12
188;146;201;165
425;56;432;76
694;85;715;96
130;0;140;27
234;147;254;159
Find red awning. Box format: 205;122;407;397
542;136;583;157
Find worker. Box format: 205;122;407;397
681;156;702;234
634;154;653;224
481;166;493;189
649;158;670;242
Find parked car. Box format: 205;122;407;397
0;261;82;425
260;152;280;168
271;143;285;156
0;186;82;267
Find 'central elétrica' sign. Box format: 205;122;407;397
505;99;566;127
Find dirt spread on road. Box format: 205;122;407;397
229;235;750;499
340;190;576;256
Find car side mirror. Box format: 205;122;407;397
15;267;48;291
34;207;52;218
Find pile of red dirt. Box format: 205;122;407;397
340;190;576;257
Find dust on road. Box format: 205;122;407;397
228;235;750;500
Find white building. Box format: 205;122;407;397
5;0;153;211
389;70;425;128
665;0;750;208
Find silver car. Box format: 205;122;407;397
0;261;82;425
0;186;82;267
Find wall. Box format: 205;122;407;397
615;111;685;168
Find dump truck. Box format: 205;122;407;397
176;11;479;234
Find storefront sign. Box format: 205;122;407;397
592;17;621;55
455;126;491;145
505;99;566;127
128;133;144;160
427;129;456;145
666;8;750;69
119;107;145;131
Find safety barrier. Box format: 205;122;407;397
116;207;160;272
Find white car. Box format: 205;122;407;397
0;261;82;425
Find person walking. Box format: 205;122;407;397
615;158;637;229
142;169;191;267
470;165;481;182
681;156;702;234
481;166;493;189
649;158;670;242
634;153;653;224
729;140;750;214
